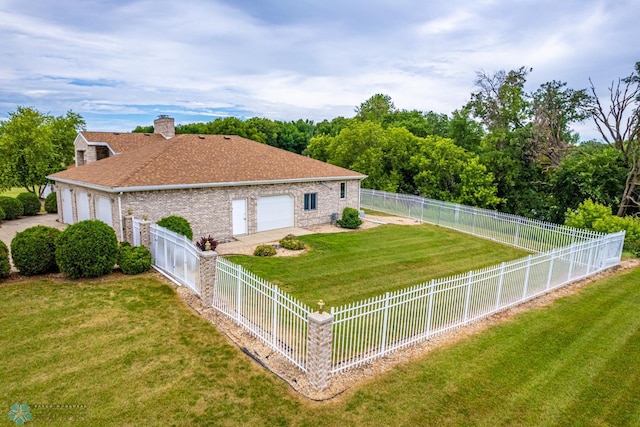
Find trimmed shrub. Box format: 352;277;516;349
0;206;5;221
336;207;363;229
565;199;640;255
157;215;193;240
254;244;276;257
279;234;305;250
17;192;41;216
119;244;152;275
196;235;219;252
0;196;24;220
55;220;119;279
11;226;61;276
0;240;9;279
44;192;58;214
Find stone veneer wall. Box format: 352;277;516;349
54;178;362;241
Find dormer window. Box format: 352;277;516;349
96;146;109;160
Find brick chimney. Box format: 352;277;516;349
154;115;175;138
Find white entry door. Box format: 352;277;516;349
232;199;247;235
257;195;294;232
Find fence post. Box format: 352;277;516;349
546;250;555;290
272;286;279;347
567;243;577;281
307;310;333;392
381;292;390;353
425;279;435;336
123;214;134;244
495;263;505;310
236;264;243;324
140;220;151;251
463;271;473;322
522;255;532;299
198;250;218;307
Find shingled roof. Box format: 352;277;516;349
50;133;365;192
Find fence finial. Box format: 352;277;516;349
127;207;133;215
143;212;148;221
317;300;325;314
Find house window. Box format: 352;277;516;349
340;182;346;199
304;193;317;211
76;150;85;166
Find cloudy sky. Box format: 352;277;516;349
0;0;638;139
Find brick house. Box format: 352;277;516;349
48;117;366;241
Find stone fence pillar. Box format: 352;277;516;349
123;215;134;245
140;220;151;250
198;250;218;307
307;311;333;392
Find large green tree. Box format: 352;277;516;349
0;106;83;195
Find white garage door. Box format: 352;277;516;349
76;191;90;221
257;195;294;232
94;196;113;227
61;188;74;225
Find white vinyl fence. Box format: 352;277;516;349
360;189;604;253
330;231;624;372
214;257;311;371
149;223;200;295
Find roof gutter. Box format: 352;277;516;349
47;175;368;194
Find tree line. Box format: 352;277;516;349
132;63;639;223
1;62;638;227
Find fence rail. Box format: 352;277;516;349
360;189;605;253
214;257;311;371
149;224;201;295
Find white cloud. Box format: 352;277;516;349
0;0;637;141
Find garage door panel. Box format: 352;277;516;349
257;195;293;232
76;191;90;221
95;196;113;226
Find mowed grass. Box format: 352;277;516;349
1;267;640;426
0;187;25;198
228;224;530;307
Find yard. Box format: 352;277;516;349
1;266;639;426
228;223;530;307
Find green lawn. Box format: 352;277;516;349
228;224;530;307
1;267;639;426
0;187;25;198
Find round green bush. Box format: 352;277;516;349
254;244;277;257
118;244;152;275
44;192;57;214
11;225;61;276
0;206;5;221
337;207;363;229
55;220;119;279
0;240;10;279
17;192;41;216
279;234;305;250
157;215;193;240
0;196;24;220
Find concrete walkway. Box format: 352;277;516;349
216;227;314;255
0;213;66;248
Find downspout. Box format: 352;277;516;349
118;192;124;242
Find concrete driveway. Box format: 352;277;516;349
0;213;67;249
